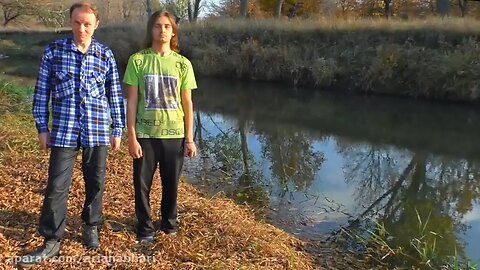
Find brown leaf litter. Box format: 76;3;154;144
0;110;317;270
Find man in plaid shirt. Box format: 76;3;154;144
18;2;125;268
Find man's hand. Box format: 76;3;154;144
110;136;121;151
38;132;50;150
128;138;143;159
184;142;197;158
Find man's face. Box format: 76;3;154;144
152;16;173;45
70;8;98;44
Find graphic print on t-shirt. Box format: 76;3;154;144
143;75;178;110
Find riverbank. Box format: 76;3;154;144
1;20;479;268
182;18;480;102
3;18;480;102
0;84;321;269
101;18;480;102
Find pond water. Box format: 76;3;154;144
183;77;480;267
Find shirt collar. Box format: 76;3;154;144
66;36;101;55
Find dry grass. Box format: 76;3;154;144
173;18;480;101
0;97;315;269
4;17;480;101
0;27;70;33
198;17;480;33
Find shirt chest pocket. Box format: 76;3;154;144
53;71;74;99
87;72;107;97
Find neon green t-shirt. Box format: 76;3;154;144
123;48;197;139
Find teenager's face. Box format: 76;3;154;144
152;15;174;46
71;8;98;44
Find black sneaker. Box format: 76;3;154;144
17;239;61;269
82;225;100;249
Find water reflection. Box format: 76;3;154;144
342;151;479;265
258;125;324;196
185;78;480;267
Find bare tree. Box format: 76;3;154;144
121;0;141;21
187;0;202;22
206;0;239;17
158;0;189;21
193;0;201;20
384;0;393;18
240;0;248;17
1;0;28;26
188;0;192;20
274;0;284;18
458;0;467;17
0;0;62;27
122;0;133;21
436;0;450;16
146;0;152;16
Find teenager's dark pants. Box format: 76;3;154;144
38;146;108;240
133;138;184;237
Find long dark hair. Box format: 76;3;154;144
144;11;179;52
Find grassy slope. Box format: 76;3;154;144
176;18;480;101
4;18;480;101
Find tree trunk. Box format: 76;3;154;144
384;0;393;18
274;0;284;18
356;157;415;222
3;15;20;27
239;0;248;18
187;0;193;22
146;0;152;17
459;0;467;17
193;0;201;21
408;153;427;197
104;0;111;24
239;119;250;175
437;0;450;16
2;8;20;27
195;111;204;150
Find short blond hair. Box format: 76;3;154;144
69;2;99;20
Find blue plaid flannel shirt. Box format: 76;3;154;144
32;37;125;147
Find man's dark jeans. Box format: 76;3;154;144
38;146;108;240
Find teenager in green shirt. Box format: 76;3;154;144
123;11;197;242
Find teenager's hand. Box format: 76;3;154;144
110;136;121;151
38;132;50;150
128;138;143;159
184;141;197;158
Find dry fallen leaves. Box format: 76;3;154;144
0;109;316;270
